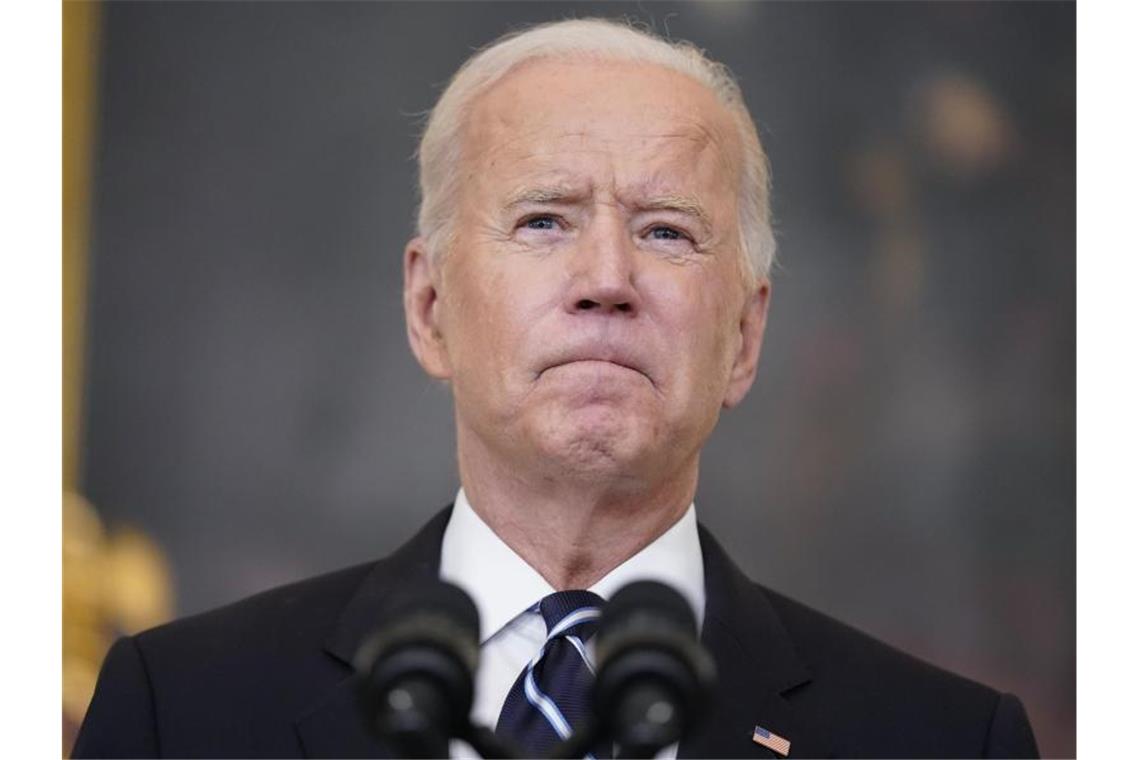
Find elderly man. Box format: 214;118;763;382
74;18;1038;759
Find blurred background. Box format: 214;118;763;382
63;1;1074;756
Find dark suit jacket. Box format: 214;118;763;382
73;507;1039;758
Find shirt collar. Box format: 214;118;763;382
439;488;705;643
440;489;554;643
588;503;705;633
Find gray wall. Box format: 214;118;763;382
82;2;1074;756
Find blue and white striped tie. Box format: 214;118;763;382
495;590;609;758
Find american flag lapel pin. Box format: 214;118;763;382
752;724;791;757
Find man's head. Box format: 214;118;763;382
404;19;773;493
415;18;776;282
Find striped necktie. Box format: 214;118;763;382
495;590;610;758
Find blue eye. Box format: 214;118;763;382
649;226;684;241
522;215;558;230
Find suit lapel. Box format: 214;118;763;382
679;526;833;759
293;507;452;758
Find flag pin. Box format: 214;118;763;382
752;724;791;757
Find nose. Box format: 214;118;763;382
564;212;641;316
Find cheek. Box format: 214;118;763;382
650;269;741;387
446;281;508;372
440;258;546;383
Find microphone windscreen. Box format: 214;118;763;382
353;580;481;755
592;580;712;757
386;579;480;639
599;580;697;640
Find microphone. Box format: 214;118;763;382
354;580;481;758
592;581;715;759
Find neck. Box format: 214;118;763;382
456;429;698;590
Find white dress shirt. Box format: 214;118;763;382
440;488;705;759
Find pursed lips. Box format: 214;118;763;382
538;349;653;384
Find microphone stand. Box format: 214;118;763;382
460;717;607;759
461;723;521;759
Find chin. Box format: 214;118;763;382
531;410;657;483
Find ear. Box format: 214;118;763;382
403;237;453;380
723;278;771;409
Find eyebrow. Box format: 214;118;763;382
635;194;714;231
504;185;589;208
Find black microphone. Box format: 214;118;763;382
593;581;715;759
354;580;481;758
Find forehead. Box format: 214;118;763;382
461;58;742;205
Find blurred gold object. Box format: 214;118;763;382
63;0;99;493
105;527;176;634
62;493;107;728
851;143;927;319
63;492;175;741
920;72;1016;178
852;144;912;218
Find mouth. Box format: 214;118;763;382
561;358;642;372
535;339;658;387
539;357;652;384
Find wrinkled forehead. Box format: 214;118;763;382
461;58;744;206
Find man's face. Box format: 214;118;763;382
406;58;769;487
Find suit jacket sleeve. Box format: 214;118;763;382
984;692;1039;758
72;636;160;759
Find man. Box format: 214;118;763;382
74;18;1039;759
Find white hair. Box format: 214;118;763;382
415;17;776;281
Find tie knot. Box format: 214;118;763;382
539;590;603;638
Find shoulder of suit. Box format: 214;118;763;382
758;583;1004;728
127;508;453;677
133;559;377;661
